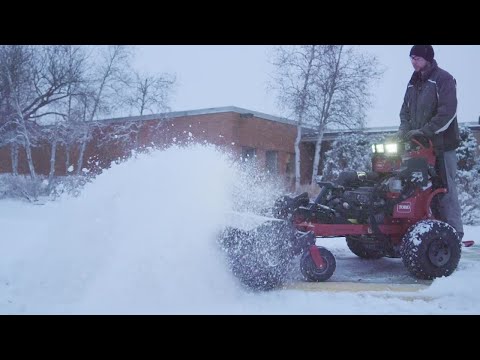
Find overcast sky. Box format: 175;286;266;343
133;45;480;128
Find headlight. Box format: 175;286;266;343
371;144;376;153
375;144;384;153
385;143;398;154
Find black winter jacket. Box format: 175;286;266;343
399;60;461;152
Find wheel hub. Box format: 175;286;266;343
428;238;451;267
310;256;328;274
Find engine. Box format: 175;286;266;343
275;138;437;226
323;158;432;224
326;186;376;223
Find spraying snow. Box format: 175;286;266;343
0;144;287;314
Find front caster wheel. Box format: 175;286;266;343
300;246;336;282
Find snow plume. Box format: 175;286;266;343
71;144;240;314
0;143;289;314
229;160;287;216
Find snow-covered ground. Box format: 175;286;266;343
1;144;479;314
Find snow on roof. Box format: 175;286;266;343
98;106;298;127
97;106;480;139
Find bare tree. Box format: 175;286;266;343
270;45;383;188
75;45;133;175
40;122;74;187
0;45;36;178
0;45;85;182
125;71;176;116
309;46;383;184
37;46;89;181
270;45;324;191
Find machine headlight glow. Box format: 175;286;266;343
385;143;398;154
375;144;385;153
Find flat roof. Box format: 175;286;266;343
97;106;480;139
98;106;298;127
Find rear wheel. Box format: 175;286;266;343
300;246;336;282
346;236;385;259
400;220;461;280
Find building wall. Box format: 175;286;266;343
0;111;299;186
145;113;297;179
0;146;11;174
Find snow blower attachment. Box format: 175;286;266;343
219;219;313;291
219;136;470;291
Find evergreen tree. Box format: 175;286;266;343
322;132;386;181
456;125;480;225
456;125;477;171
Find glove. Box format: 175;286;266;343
405;129;424;140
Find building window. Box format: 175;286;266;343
266;150;278;174
242;147;256;162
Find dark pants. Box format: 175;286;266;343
436;150;464;235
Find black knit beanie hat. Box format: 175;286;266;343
410;45;434;62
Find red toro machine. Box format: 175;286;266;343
219;136;473;291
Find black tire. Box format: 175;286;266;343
300;246;336;282
400;220;461;280
219;220;297;291
346;236;385;259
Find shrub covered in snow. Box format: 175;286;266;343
0;174;48;202
456;124;478;171
322;132;387;181
456;125;480;225
0;174;93;202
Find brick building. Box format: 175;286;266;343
1;106;479;185
0;107;301;184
